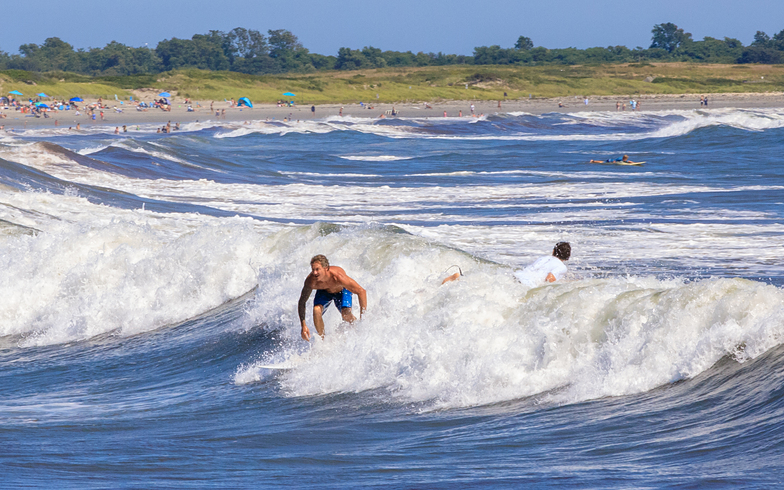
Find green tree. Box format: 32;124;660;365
515;36;534;51
650;23;692;52
335;47;369;70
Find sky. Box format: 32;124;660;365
2;0;784;56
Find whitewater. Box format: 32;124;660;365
0;108;783;487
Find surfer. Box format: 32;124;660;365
590;154;638;164
298;255;367;341
513;241;571;287
442;242;571;287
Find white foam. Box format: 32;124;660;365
0;190;286;346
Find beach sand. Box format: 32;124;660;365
2;92;784;131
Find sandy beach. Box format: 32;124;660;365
2;91;784;130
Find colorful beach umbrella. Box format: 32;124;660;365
69;97;84;102
158;92;171;97
238;97;253;108
282;92;296;97
9;90;23;96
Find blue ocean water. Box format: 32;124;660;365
1;108;783;487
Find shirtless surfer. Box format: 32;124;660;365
298;255;367;341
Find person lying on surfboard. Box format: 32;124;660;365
298;254;367;341
589;154;639;164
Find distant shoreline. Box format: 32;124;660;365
2;91;783;130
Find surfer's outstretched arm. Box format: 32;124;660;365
441;272;461;284
298;285;313;341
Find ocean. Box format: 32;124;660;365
1;108;783;488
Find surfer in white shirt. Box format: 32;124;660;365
441;242;571;286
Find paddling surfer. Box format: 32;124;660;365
590;154;638;164
298;255;367;341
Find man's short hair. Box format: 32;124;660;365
553;242;571;261
310;254;330;269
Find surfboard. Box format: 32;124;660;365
590;161;644;166
256;351;308;371
256;362;297;370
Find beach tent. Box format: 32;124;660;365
158;92;171;97
237;97;253;108
9;90;23;96
69;97;84;102
283;92;296;97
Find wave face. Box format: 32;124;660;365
1;108;784;487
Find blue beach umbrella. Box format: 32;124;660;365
35;102;50;108
9;90;23;96
237;97;253;108
158;92;171;97
282;92;296;97
69;97;84;102
37;92;48;97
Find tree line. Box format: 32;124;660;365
1;23;784;77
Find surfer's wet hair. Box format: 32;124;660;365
553;242;571;261
310;254;330;269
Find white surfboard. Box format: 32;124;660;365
256;361;298;370
256;351;308;371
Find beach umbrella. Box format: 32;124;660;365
9;90;23;96
158;92;171;97
69;97;84;102
37;92;48;97
35;102;49;108
282;92;296;97
238;97;253;108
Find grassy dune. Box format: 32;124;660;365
2;63;784;104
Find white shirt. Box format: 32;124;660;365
514;255;567;287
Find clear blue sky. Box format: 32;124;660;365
2;0;783;56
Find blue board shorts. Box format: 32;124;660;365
314;288;353;311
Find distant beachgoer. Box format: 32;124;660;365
459;110;463;117
100;111;104;120
175;122;180;130
122;125;127;132
210;101;214;112
114;127;119;134
616;101;620;111
700;95;704;106
558;102;564;108
76;123;80;130
497;100;501;108
443;111;447;117
584;98;589;105
339;106;343;116
311;105;315;116
636;100;642;111
704;96;708;107
470;103;475;114
622;103;626;111
157;128;161;133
